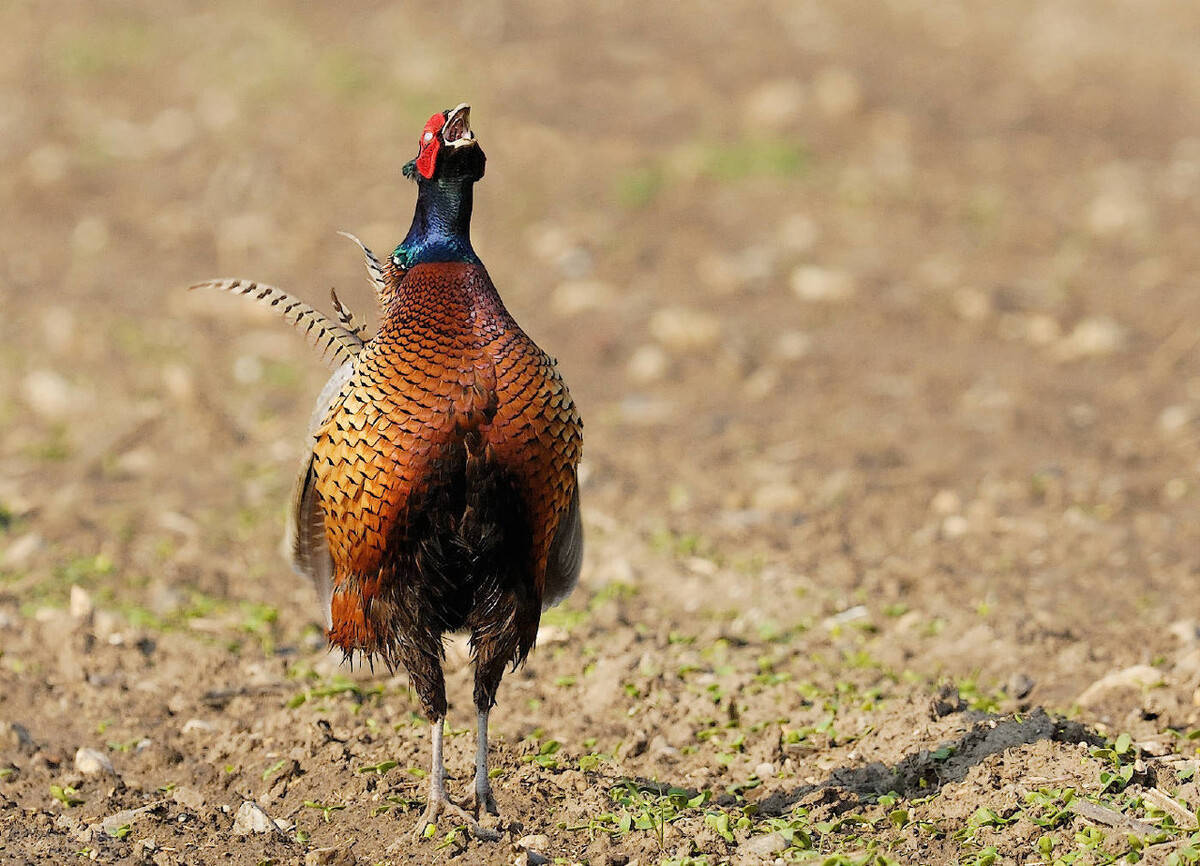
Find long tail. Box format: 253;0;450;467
330;288;371;342
189;278;364;371
337;231;387;300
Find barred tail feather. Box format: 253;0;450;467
189;278;364;370
330;288;371;342
337;231;387;300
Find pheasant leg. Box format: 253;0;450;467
412;721;499;842
470;709;499;815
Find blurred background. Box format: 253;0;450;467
5;0;1200;860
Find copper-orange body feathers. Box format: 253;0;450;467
314;259;583;669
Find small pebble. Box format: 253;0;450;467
648;307;721;352
305;846;356;866
742;832;788;856
743;79;805;130
517;834;551;851
930;489;961;515
790;265;854;302
22;370;77;419
1054;317;1126;361
172;786;206;811
823;606;868;629
1169;621;1200;644
69;586;94;621
232;800;277;835
626;345;669;383
88;612;122;644
941;514;969;538
552;280;613;316
74;748;115;776
1087;189;1146;237
1159;405;1192;435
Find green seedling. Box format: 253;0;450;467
51;785;84;807
522;739;561;770
357;760;398;776
303;800;346;823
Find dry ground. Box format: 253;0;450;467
4;1;1200;864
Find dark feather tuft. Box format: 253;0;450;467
402;158;418;180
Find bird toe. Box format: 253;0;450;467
478;791;500;817
412;796;500;842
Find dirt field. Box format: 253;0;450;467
4;2;1200;863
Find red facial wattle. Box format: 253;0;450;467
415;113;446;179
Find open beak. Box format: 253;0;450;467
442;103;474;148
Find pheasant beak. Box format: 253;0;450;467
442;103;475;148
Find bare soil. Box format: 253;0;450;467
4;2;1200;864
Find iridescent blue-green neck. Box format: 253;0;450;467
392;175;479;269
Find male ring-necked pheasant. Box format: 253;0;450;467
192;104;583;839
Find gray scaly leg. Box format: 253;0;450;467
412;720;499;842
473;708;499;815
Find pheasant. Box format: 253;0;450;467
192;104;583;839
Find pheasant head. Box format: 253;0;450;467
403;103;486;184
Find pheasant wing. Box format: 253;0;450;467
287;453;333;629
542;480;582;610
285;360;356;628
